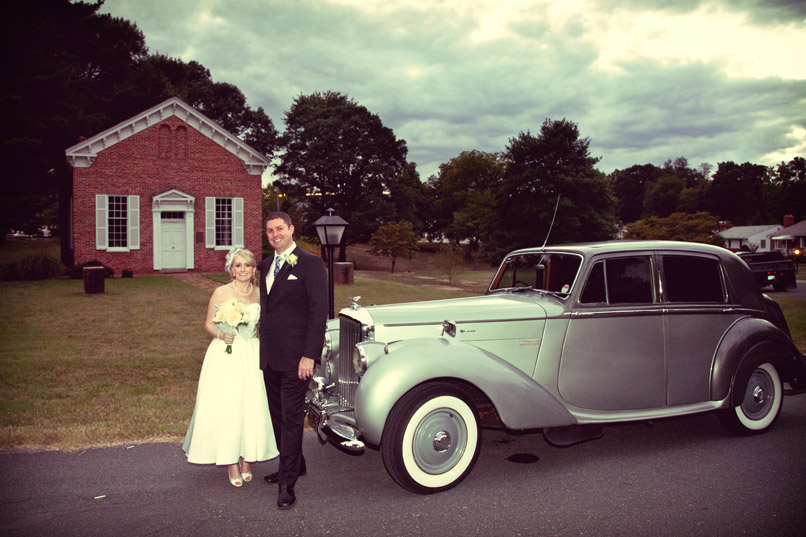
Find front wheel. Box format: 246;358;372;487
718;362;783;434
381;383;481;494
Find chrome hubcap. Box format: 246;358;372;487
752;385;766;405
433;431;451;452
742;368;774;420
412;408;467;474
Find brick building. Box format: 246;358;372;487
64;97;269;275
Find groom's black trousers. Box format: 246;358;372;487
263;367;307;487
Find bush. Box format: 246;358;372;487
0;254;65;281
67;260;114;279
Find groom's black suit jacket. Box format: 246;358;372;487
259;247;328;372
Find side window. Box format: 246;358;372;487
580;256;653;305
663;255;724;303
580;261;606;303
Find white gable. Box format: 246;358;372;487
64;97;270;175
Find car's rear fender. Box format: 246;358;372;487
353;337;577;446
711;316;802;403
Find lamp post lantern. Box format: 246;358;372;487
314;208;348;319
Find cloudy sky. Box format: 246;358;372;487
99;0;806;181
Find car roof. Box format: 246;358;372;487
507;240;735;259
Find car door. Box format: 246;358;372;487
661;253;742;406
559;254;666;411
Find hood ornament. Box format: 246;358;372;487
349;296;362;310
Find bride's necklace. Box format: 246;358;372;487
232;281;253;296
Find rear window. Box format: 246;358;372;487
662;255;724;303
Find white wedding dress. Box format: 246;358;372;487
182;302;278;465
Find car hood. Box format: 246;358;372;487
348;292;560;343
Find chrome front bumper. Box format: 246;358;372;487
307;376;365;453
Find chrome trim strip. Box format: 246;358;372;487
383;317;546;328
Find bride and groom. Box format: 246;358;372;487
182;211;328;509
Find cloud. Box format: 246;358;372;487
101;0;804;179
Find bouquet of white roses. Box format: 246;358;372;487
213;298;251;354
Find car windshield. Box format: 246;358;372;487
489;252;582;295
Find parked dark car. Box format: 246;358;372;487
307;241;806;494
738;251;797;291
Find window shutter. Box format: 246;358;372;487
205;197;215;247
128;195;140;249
96;195;108;250
233;197;244;247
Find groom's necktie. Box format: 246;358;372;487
273;256;282;278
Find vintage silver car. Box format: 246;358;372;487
306;241;806;494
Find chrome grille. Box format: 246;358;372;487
338;315;362;409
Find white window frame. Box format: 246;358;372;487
95;194;140;252
205;196;243;249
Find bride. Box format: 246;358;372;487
182;248;278;487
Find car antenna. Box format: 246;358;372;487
541;194;561;250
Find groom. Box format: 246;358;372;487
259;211;328;509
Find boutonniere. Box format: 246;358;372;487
285;253;298;267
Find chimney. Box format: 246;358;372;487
783;214;795;228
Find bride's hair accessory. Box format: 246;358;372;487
224;248;242;274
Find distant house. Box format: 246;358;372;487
768;217;806;258
719;224;781;252
64;97;270;275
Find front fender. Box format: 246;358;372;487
711;316;801;403
354;337;576;446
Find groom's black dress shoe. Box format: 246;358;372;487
278;485;296;509
264;461;307;483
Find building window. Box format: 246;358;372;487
205;197;243;249
215;198;232;246
108;196;128;247
760;239;766;249
95;194;140;251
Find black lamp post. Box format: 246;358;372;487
314;208;348;319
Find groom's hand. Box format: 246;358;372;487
298;356;315;381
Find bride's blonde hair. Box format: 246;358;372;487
225;248;258;286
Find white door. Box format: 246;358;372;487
160;220;186;269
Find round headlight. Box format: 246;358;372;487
352;344;367;376
321;332;333;361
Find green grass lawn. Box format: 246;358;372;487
0;250;803;451
0;277;210;450
0;273;477;450
0;237;61;265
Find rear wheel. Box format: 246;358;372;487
719;362;782;434
381;383;481;494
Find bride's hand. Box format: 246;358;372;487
218;331;235;344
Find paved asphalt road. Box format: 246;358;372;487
765;279;806;300
1;393;805;537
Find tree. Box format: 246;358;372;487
429;151;504;268
767;156;806;222
274;91;409;260
384;162;429;236
643;173;685;217
484;119;616;264
1;1;149;243
610;164;663;223
369;221;418;273
0;1;279;253
707;161;770;225
433;243;466;286
624;212;724;246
